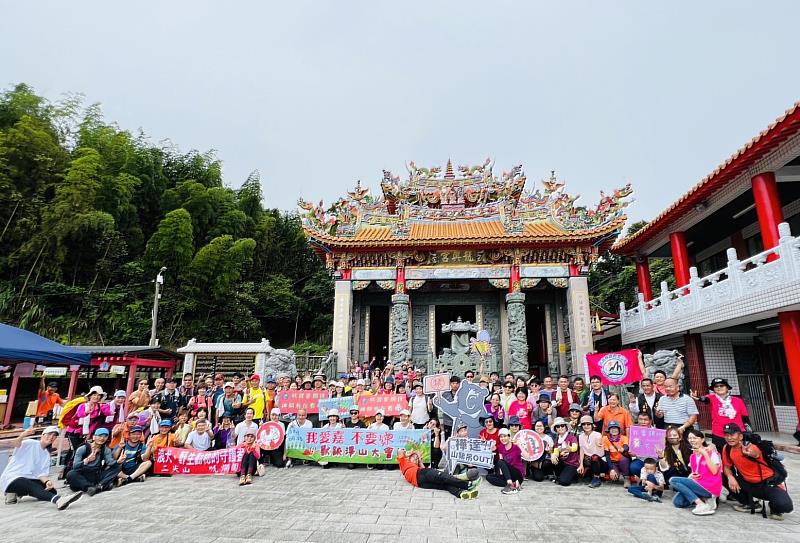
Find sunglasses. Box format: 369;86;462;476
554;424;567;429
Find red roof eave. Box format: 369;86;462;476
613;101;800;255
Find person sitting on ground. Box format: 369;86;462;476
263;408;286;468
577;415;606;488
627;457;665;502
603;421;631;487
530;394;554;428
722;423;793;520
1;426;83;510
669;429;721;516
147;419;176;456
479;416;501;453
284;408;313;467
237;430;260;485
657;426;692;483
114;425;153;486
184;419;213;451
319;409;344;469
398;449;480;499
486;428;525;494
527;419;554;481
551;417;580;486
566;403;583;436
66;427;123;495
346;406;366;428
629;412;656;478
110;412;141;449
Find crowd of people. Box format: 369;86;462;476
1;360;794;520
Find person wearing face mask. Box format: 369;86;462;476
2;427;84;509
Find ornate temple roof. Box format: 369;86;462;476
298;160;632;252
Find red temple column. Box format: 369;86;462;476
683;333;710;429
509;265;520;293
395;266;405;294
752;172;783;261
67;368;79;399
3;373;20;427
126;362;138;397
635;257;653;301
669;232;691;287
341;268;352;281
778;311;800;423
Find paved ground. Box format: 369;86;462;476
2;457;799;543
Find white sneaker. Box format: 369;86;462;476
56;492;83;511
4;493;18;505
692;501;715;516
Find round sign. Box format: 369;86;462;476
256;421;285;451
512;429;545;461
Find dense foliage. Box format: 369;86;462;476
589;220;675;314
0;84;333;349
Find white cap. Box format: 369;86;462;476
499;428;511;436
327;409;340;418
335;381;345;388
356;379;365;386
328;380;337;387
114;390;127;398
399;409;411;416
42;425;60;435
224;382;234;388
270;407;281;415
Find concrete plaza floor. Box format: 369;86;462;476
1;456;799;543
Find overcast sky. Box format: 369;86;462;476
3;1;799;225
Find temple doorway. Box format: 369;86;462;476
526;304;548;378
368;305;389;367
434;305;476;357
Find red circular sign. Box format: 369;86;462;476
512;429;546;461
256;421;285;450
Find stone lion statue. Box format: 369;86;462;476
263;348;297;378
643;349;684;389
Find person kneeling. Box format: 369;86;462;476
627;458;665;502
114;425;153;486
398;449;480;500
66;427;122;496
486;428;524;494
1;426;83;510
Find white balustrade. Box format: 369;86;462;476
621;222;800;342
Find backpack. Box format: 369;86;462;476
723;432;788;487
58;396;87;430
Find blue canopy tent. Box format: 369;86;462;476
0;323;91;427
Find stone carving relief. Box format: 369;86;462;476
264;348;298;378
643;350;685;390
390;294;410;363
506;292;528;374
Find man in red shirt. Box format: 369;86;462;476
398;449;480;499
722;423;792;520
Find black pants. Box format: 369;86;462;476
65;432;85;471
529;460;553;481
6;478;58;503
729;476;794;515
430;447;443;469
416;468;471;497
554;463;578;486
582;455;607;477
65;465;121;492
486;460;524;487
240;452;258;476
265;448;285;468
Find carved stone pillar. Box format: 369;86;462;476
567;276;593;376
390;294;410;363
332;279;353;373
506;292;528;374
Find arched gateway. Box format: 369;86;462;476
298;159;632;378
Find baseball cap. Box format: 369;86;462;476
270;407;281;415
498;428;511;436
47;382;58;388
356;379;365;386
159;420;173;427
113;389;127;398
723;423;743;435
375;409;385;416
456;421;468;431
214;373;225;380
94;427;110;436
42;425;60;435
249;374;261;382
399;409;411;416
349;406;360;413
508;416;521;426
130;425;144;433
266;377;276;384
224;382;234;388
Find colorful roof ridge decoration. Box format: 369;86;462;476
614;100;800;254
298;160;633;250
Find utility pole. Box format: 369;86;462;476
149;267;167;347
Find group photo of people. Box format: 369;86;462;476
1;356;794;522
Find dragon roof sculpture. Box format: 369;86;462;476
298;160;632;248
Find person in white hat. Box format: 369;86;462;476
260;407;286;472
1;426;84;510
63;386;107;470
318;409;344;470
100;390;128;434
393;409;414;430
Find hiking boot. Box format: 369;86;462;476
239;476;246;486
245;475;253;485
4;493;18;505
733;502;763;513
56;492;83;511
135;474;146;483
455;468;479;481
588;477;601;488
84;486;98;497
501;484;515;494
468;477;482;492
768;513;784;521
651;496;662;503
257;464;267;476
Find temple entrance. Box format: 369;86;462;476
368;305;390;367
526;304;547;378
434;305;476;356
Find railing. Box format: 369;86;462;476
621;222;800;338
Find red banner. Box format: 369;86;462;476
586;349;643;385
276;390;329;414
153;447;244;475
357;394;408;417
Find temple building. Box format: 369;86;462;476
299;159;632;378
613;101;800;433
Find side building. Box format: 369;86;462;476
613;101;800;433
299;159;632;378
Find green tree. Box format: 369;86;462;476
144;208;194;275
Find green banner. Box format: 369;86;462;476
286;427;431;464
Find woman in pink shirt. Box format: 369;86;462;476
690;378;750;453
668;429;721;516
508;388;533;430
